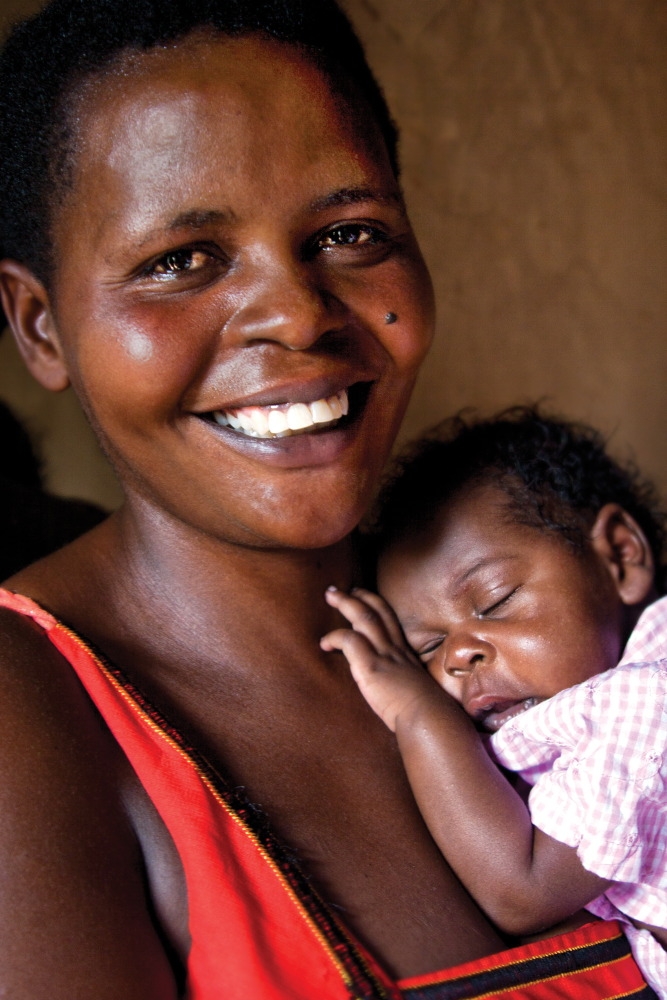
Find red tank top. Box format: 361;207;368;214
0;589;655;1000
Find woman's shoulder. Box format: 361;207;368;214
0;585;183;997
0;586;85;708
0;583;127;821
0;514;124;637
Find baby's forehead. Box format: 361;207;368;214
377;470;597;568
378;479;518;555
375;479;588;593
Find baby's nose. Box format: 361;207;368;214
443;635;493;676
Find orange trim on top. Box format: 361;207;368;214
398;921;623;989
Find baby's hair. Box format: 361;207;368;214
374;405;666;591
0;0;398;296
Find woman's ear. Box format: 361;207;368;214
0;260;70;392
590;502;655;606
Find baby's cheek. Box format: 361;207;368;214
429;662;459;701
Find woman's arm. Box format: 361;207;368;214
0;610;179;999
322;588;610;935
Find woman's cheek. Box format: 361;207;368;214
124;330;155;362
387;258;436;371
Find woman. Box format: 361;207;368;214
0;1;655;996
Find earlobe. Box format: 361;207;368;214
590;503;655;606
0;260;70;392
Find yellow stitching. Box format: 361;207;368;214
412;953;636;1000
402;928;623;987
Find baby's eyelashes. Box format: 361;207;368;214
475;585;521;618
415;636;446;661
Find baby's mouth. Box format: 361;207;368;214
479;697;539;732
209;388;350;439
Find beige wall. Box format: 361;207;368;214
1;0;665;510
0;0;41;24
349;0;667;491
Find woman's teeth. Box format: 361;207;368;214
211;389;349;439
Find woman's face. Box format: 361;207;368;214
46;33;434;549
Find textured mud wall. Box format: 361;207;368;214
347;0;667;492
0;0;666;508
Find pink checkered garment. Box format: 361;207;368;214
489;595;667;998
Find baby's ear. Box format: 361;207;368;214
590;503;655;605
0;260;70;392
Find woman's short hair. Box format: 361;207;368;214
373;405;667;591
0;0;398;291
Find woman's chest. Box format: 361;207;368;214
133;665;502;980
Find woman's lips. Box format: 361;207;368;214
192;381;376;469
210;388;349;438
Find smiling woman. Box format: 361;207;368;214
0;1;658;998
20;30;433;551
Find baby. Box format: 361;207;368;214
322;407;667;998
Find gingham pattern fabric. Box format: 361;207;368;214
489;596;667;998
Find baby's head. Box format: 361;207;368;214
373;407;664;730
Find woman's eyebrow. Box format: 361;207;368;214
129;192;399;252
122;208;236;250
165;208;237;232
308;187;402;213
130;208;236;249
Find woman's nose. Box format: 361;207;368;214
223;260;345;351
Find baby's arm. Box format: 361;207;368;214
321;587;611;935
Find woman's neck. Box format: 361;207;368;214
40;498;363;674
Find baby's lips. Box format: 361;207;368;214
471;696;540;732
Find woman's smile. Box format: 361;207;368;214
209;387;351;439
46;33;434;547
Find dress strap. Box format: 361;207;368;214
0;588;59;630
399;919;657;998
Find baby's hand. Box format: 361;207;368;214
321;587;438;732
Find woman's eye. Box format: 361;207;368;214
315;223;387;251
147;248;218;279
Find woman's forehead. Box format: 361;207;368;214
48;31;400;303
61;33;393;221
73;34;383;158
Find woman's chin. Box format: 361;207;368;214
237;495;372;552
119;472;372;555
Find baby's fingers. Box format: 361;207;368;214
344;587;407;649
320;627;383;671
324;587;403;657
321;626;430;733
